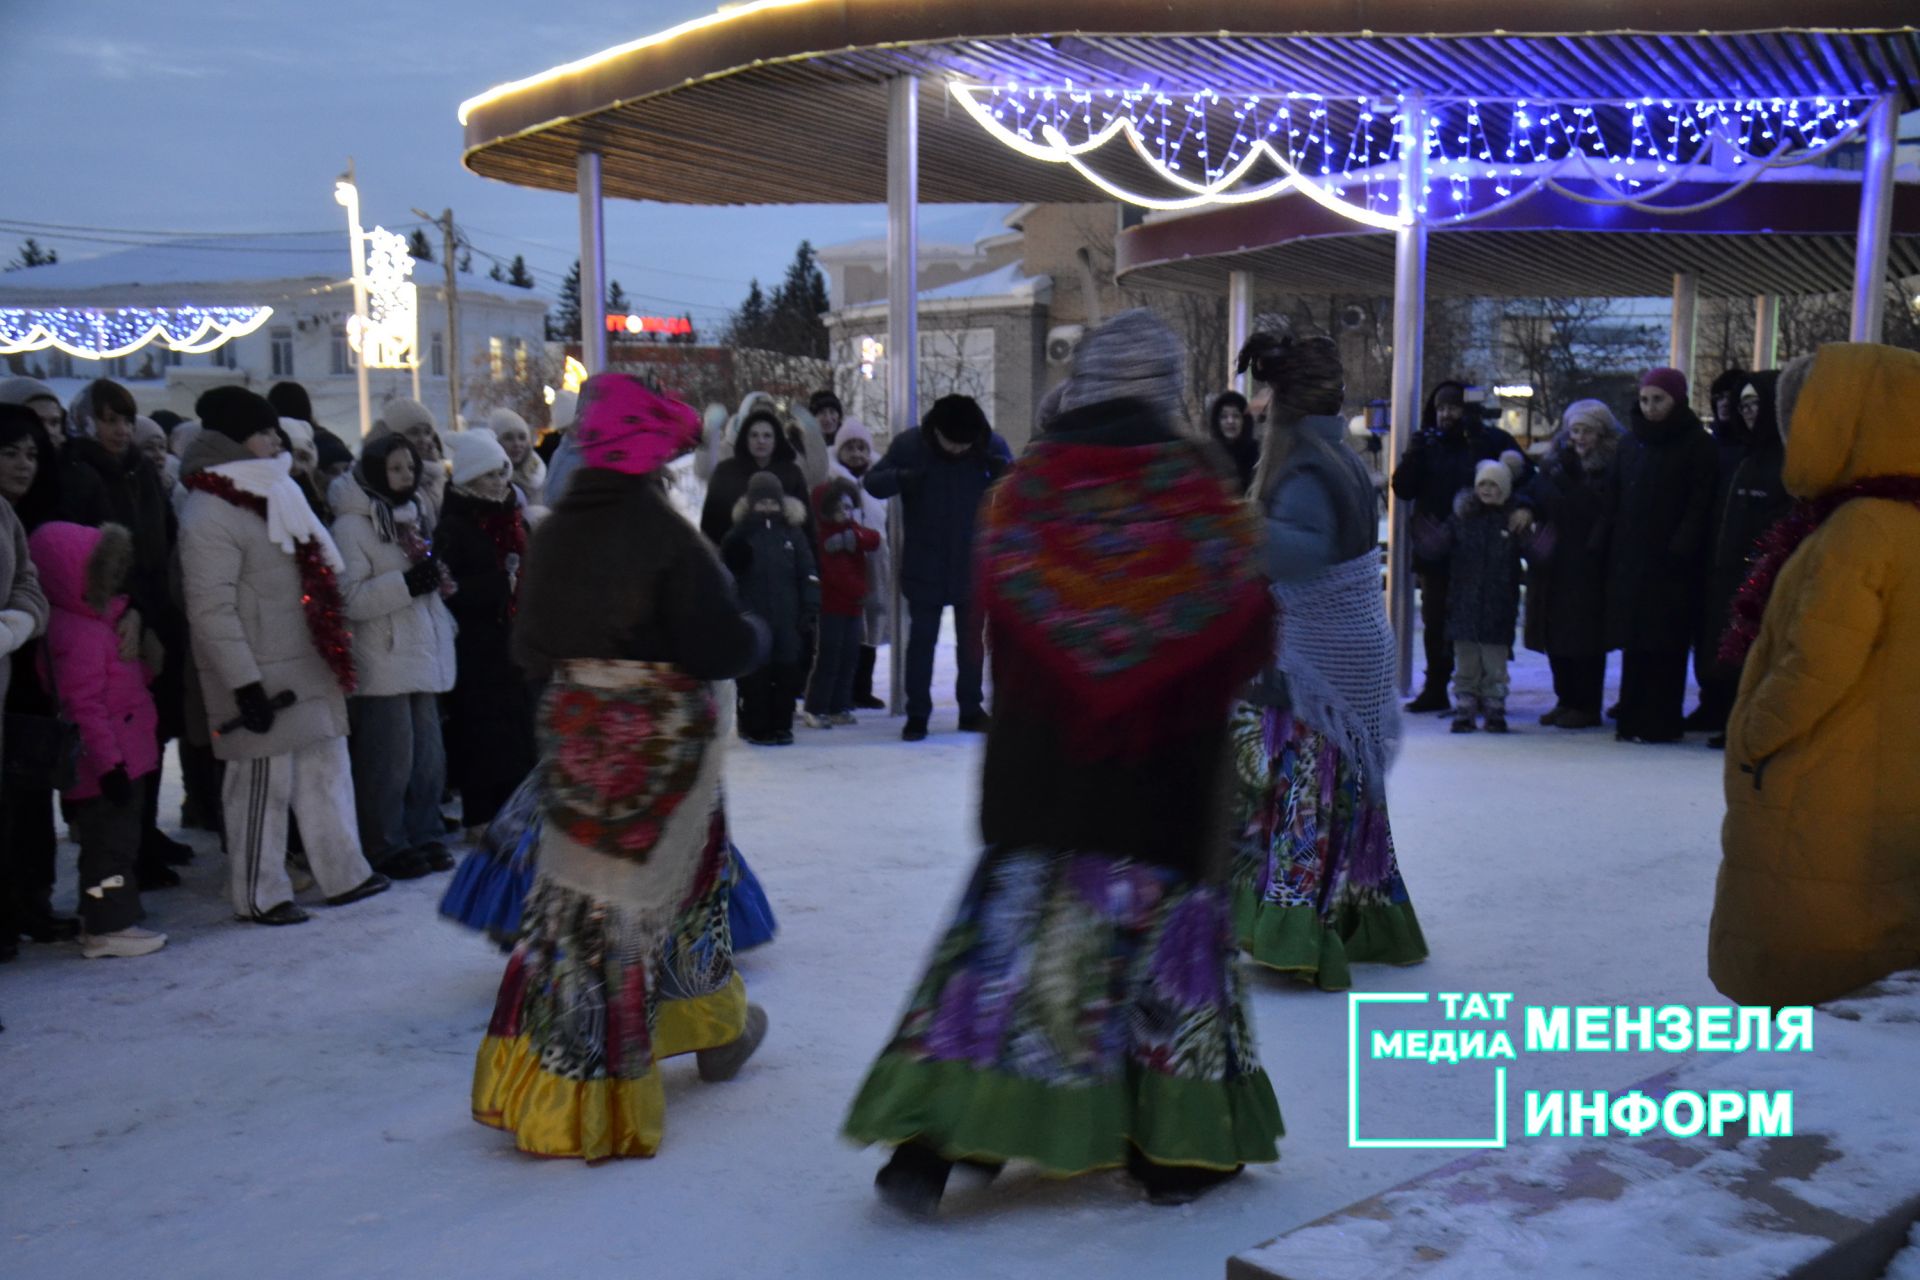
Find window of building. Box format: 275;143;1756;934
331;328;356;376
430;331;444;378
511;337;528;381
270;327;295;378
211;342;237;370
46;351;74;379
488;336;505;381
104;355;128;378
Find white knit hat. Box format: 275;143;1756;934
279;416;316;454
488;407;532;441
446;429;511;486
1475;458;1515;502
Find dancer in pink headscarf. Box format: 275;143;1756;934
469;374;775;1161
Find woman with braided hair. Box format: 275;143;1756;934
1227;329;1428;990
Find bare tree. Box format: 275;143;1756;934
1499;297;1666;432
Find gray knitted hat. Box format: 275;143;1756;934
1059;309;1184;420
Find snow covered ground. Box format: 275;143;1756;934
2;641;1769;1279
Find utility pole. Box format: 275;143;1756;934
412;207;461;430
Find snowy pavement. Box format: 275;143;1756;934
3;644;1755;1279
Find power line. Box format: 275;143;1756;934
0;217;353;238
453;220;759;289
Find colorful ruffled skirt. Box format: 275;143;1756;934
471;803;752;1162
1228;703;1428;990
843;847;1282;1174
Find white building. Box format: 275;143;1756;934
0;231;549;436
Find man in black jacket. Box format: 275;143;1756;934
1390;381;1527;712
863;395;1011;741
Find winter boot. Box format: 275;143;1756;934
1555;708;1600;730
853;646;885;710
1483;700;1509;734
1406;686;1452;715
81;926;168;958
696;1003;769;1082
875;1140;954;1218
1539;704;1567;726
1126;1145;1245;1206
1450;698;1479;734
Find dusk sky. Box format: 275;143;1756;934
1;0;1006;328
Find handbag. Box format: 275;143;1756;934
2;644;82;793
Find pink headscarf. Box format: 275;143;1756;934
574;373;701;476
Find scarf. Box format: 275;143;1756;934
183;464;356;694
200;455;344;570
1270;551;1403;789
464;495;526;618
535;660;733;947
975;437;1272;759
1718;474;1920;667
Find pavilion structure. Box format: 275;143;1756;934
458;0;1920;695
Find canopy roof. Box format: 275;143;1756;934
1115;180;1920;296
460;0;1920;205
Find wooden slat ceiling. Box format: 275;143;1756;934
1117;228;1920;297
461;9;1920;205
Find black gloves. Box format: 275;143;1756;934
234;682;277;735
722;540;754;577
403;560;441;597
985;455;1009;480
98;766;132;807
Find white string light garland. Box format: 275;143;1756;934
950;84;1873;223
0;305;275;359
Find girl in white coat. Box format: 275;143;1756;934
329;435;458;881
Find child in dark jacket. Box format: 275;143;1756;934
1422;454;1528;733
723;471;820;745
29;521;166;957
804;477;882;728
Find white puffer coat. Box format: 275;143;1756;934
327;475;457;698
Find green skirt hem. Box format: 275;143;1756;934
842;1053;1283;1175
1232;889;1429;991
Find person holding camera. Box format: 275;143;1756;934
180;388;386;925
330;433;458;881
1390;381;1528;713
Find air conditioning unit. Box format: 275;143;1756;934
1046;324;1085;366
1340;304;1369;331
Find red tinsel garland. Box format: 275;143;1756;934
473;502;528;618
1718;473;1920;668
184;471;358;694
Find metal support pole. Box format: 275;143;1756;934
1228;270;1254;393
1669;271;1698;388
1385;98;1429;697
335;160;373;441
1850;96;1898;343
1752;294;1780;371
578;151;608;375
885;76;919;718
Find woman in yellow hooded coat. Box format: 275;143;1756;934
1710;343;1920;1008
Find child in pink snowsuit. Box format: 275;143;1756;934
29;521;166;957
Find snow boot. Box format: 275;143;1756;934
696;1003;768;1082
1450;698;1479;734
1539;704;1567;726
1483;701;1509;734
853;646;885;710
81;926;167;959
875;1140;954;1218
1406;686;1451;714
1126;1145;1244;1206
957;710;991;733
1555;708;1600;730
902;718;928;742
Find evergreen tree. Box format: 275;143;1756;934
5;238;58;271
727;279;770;350
767;240;829;358
507;255;535;289
488;261;506;283
407;228;434;262
550;259;583;342
607;280;631;316
458;247;473;273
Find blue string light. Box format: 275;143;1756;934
0;305;274;359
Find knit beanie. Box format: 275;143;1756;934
1060;308;1184;419
169;421;202;458
1561;399;1619;437
279;416;316;455
447;428;511;486
0;375;59;409
266;381;316;423
487;407;531;442
746;471;785;505
1475;458;1515;503
374;396;436;439
1640;367;1689;405
834;417;874;455
132;416;167;450
195;386;280;444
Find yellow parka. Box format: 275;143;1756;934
1709;343;1920;1008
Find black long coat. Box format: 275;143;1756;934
700;425;812;549
437;488;536;805
1604;406;1720;653
1522;446;1615;657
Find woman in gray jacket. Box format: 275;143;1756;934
1227;331;1427;989
329;435;459;881
179;388;387;925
